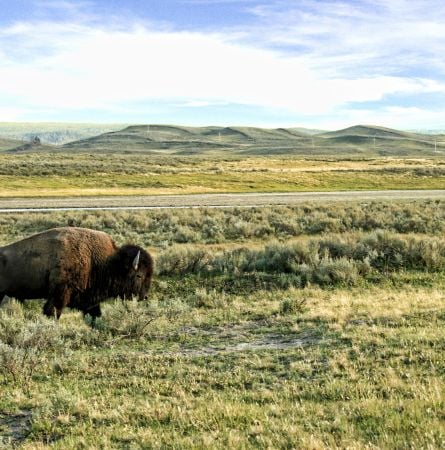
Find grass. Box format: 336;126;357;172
1;284;444;448
0;153;444;197
1;200;444;246
1;201;445;448
2;172;445;197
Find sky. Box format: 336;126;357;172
0;0;445;129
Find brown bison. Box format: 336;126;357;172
0;227;153;321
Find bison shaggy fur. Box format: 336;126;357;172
0;227;154;320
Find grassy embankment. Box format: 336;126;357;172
1;201;445;448
0;153;444;197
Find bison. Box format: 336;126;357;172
0;227;154;321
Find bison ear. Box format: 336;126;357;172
132;250;140;271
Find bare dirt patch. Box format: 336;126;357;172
179;333;319;357
149;324;321;358
0;410;32;447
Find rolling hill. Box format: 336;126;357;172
1;124;443;156
319;125;422;139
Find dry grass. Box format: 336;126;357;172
0;154;444;197
304;285;445;324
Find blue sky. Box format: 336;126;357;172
0;0;444;129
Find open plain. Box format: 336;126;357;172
2;0;445;444
0;124;444;448
1;198;445;449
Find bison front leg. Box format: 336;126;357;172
43;299;57;318
83;303;102;327
44;285;72;319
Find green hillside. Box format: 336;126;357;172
319;124;423;139
0;123;443;156
61;124;441;156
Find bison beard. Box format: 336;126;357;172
0;227;154;322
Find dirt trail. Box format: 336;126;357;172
0;190;444;213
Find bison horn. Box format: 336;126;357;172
133;250;140;271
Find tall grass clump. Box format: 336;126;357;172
157;245;212;275
0;301;68;388
91;299;162;339
156;232;445;287
319;231;445;272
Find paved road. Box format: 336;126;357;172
0;190;444;213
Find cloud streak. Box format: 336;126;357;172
245;0;445;79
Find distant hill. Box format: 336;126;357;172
0;122;128;145
62;124;441;156
319;125;423;140
1;123;442;156
5;136;54;153
315;125;438;155
0;137;24;152
61;124;317;154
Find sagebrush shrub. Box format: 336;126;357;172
155;232;445;287
0;303;67;387
91;299;160;339
2;200;444;247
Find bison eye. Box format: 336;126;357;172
136;274;142;279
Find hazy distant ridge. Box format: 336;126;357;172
0;123;128;145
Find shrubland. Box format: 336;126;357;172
1;200;444;448
0;200;444;246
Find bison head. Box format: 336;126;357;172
108;244;154;301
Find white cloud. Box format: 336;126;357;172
1;1;445;127
0;20;443;119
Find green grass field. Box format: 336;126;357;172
1;153;444;197
1;201;445;448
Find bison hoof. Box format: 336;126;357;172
43;301;58;319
